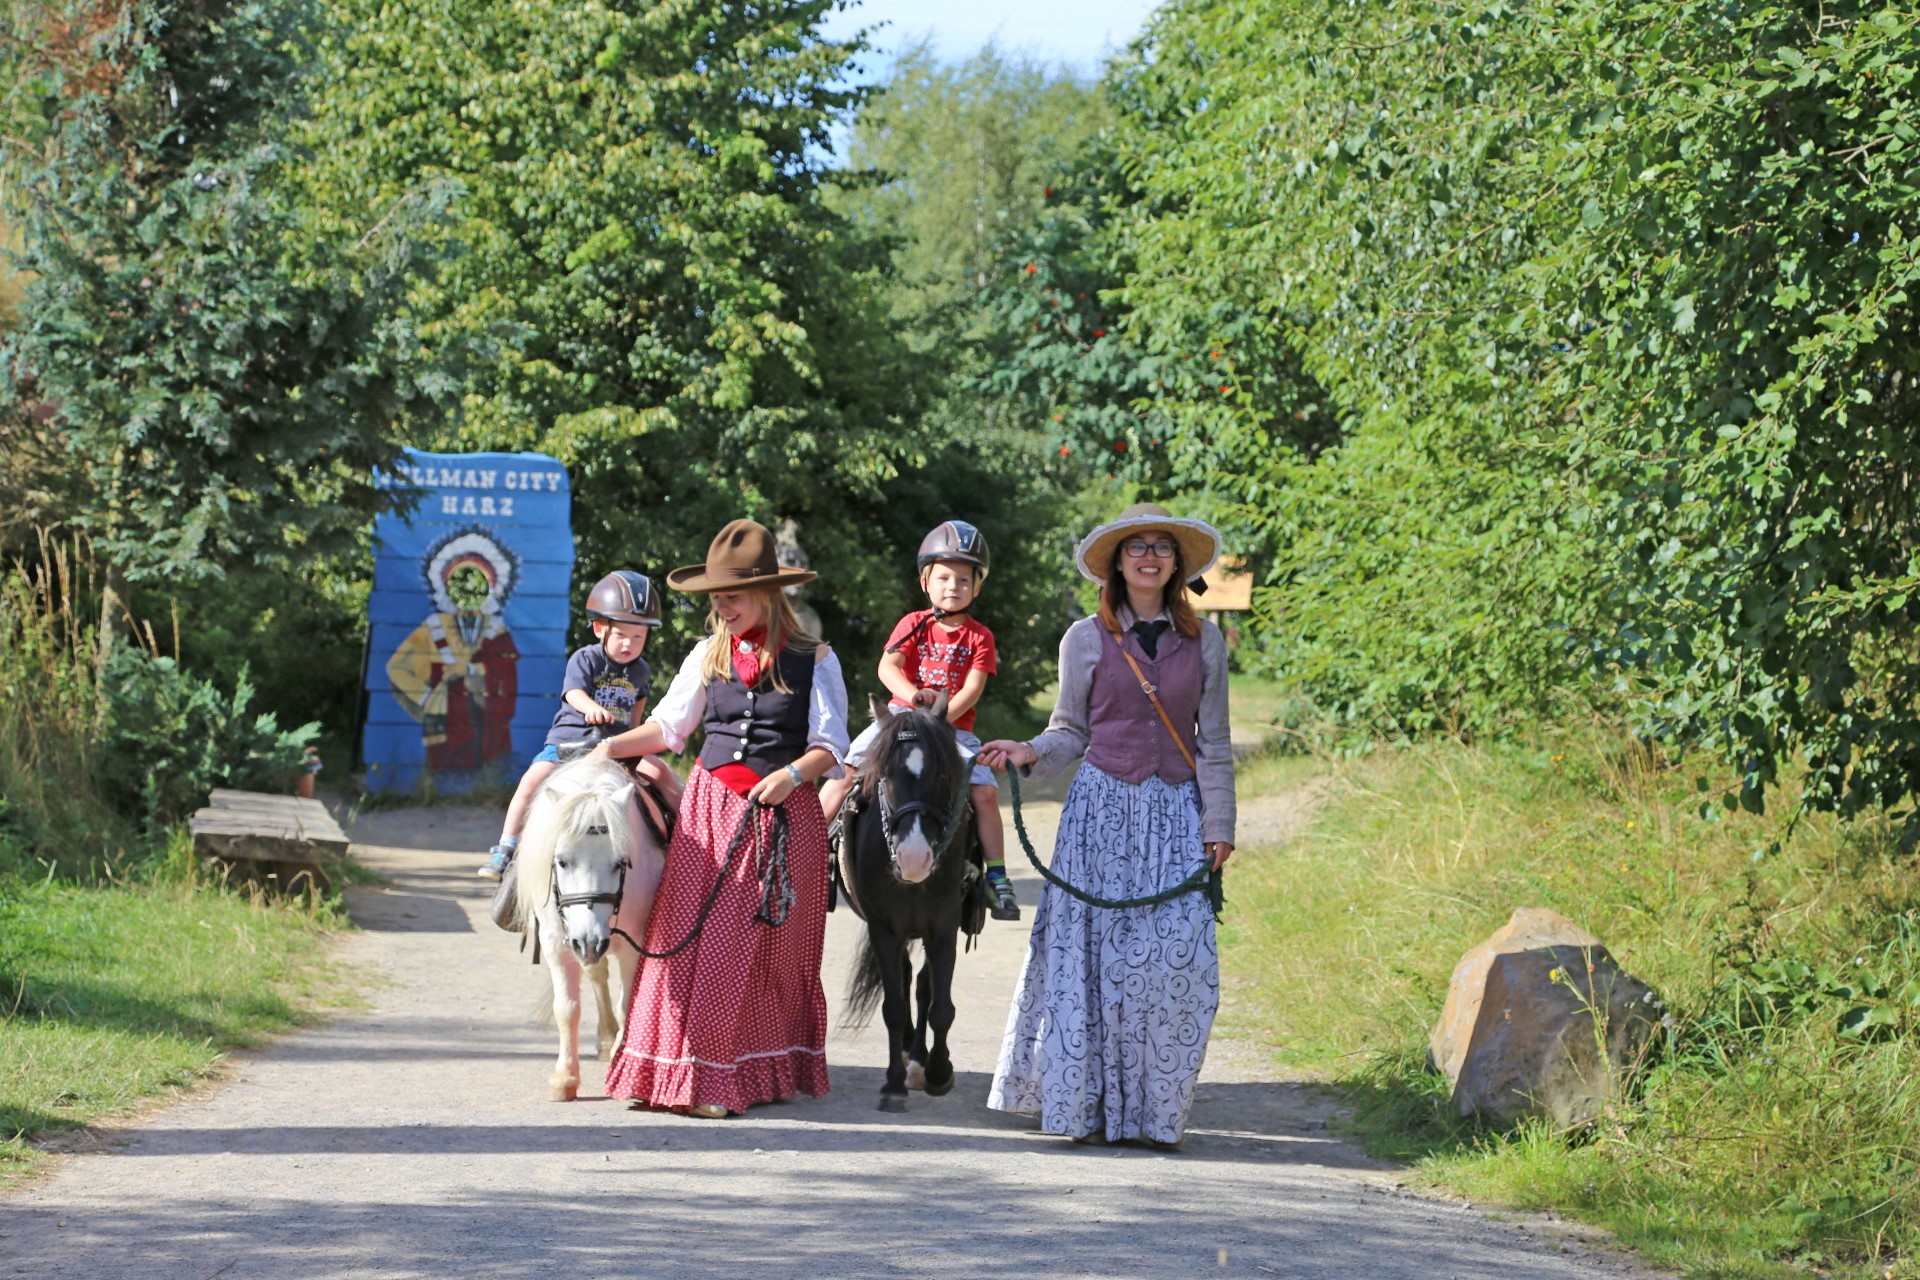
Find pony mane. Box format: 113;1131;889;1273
855;704;965;800
514;756;644;929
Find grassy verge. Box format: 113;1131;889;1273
1221;729;1920;1279
0;872;360;1190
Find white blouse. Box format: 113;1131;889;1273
647;636;851;776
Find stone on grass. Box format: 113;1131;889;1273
1429;907;1662;1128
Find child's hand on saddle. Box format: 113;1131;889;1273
977;740;1036;772
584;704;616;725
910;688;941;710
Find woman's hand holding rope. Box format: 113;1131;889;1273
981;739;1232;873
977;739;1036;772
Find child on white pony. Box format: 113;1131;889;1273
480;570;681;879
513;754;672;1101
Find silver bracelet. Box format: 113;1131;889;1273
784;762;806;787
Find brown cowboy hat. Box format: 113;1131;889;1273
666;518;818;594
1074;502;1222;585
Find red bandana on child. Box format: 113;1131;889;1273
731;626;769;686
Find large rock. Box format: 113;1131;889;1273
1429;907;1662;1127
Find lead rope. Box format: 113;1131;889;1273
1005;767;1224;920
610;799;791;959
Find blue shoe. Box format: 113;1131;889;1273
985;866;1020;921
477;844;513;881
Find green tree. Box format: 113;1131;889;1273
832;42;1117;708
303;8;1090;715
0;0;433;648
304;0;910;652
1063;0;1920;818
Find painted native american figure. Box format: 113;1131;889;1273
385;527;522;773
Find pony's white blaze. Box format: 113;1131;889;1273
904;746;925;779
894;814;933;882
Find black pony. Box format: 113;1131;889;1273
840;693;984;1112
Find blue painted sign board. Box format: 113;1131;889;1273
361;449;573;794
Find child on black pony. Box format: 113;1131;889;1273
820;520;1018;920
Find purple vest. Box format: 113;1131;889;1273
1083;623;1201;786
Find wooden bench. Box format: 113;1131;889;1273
189;789;350;893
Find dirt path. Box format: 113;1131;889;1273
2;789;1662;1279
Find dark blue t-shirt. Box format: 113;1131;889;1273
546;644;652;746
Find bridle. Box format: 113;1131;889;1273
548;821;643;949
872;725;971;881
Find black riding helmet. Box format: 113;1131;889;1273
916;519;989;583
585;570;661;627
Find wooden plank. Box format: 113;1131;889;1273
191;788;348;868
203;790;347;844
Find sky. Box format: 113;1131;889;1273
818;0;1163;76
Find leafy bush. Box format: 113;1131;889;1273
97;647;318;832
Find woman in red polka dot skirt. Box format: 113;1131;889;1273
592;519;850;1117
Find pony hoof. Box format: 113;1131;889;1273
548;1080;579;1102
878;1093;909;1113
905;1061;927;1091
924;1070;955;1098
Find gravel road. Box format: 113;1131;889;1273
2;792;1665;1279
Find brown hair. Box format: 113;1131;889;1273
1096;543;1201;639
698;587;821;692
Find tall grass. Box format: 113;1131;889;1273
1222;730;1920;1278
0;539;136;876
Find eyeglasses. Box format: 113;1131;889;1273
1121;538;1177;560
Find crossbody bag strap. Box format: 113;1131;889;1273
1108;627;1199;774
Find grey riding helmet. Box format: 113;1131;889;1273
916;520;989;582
586;570;662;626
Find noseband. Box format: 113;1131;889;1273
874;728;970;880
549;822;632;922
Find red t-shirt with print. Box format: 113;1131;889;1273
885;610;997;731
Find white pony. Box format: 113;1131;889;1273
513;755;671;1101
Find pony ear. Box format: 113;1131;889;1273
927;691;951;723
611;781;636;810
868;692;894;727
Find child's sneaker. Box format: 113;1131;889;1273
985;865;1020;920
477;844;514;881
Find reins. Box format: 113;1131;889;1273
549;796;792;961
1004;765;1225;921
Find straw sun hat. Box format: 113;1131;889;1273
666;518;818;594
1074;503;1223;586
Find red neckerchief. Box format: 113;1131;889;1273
731;625;769;686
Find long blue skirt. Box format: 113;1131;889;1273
988;762;1219;1143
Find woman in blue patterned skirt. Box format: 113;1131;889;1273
978;503;1236;1149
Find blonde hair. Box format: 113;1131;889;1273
697;587;821;693
1096;545;1201;640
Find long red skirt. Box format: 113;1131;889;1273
605;765;831;1112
